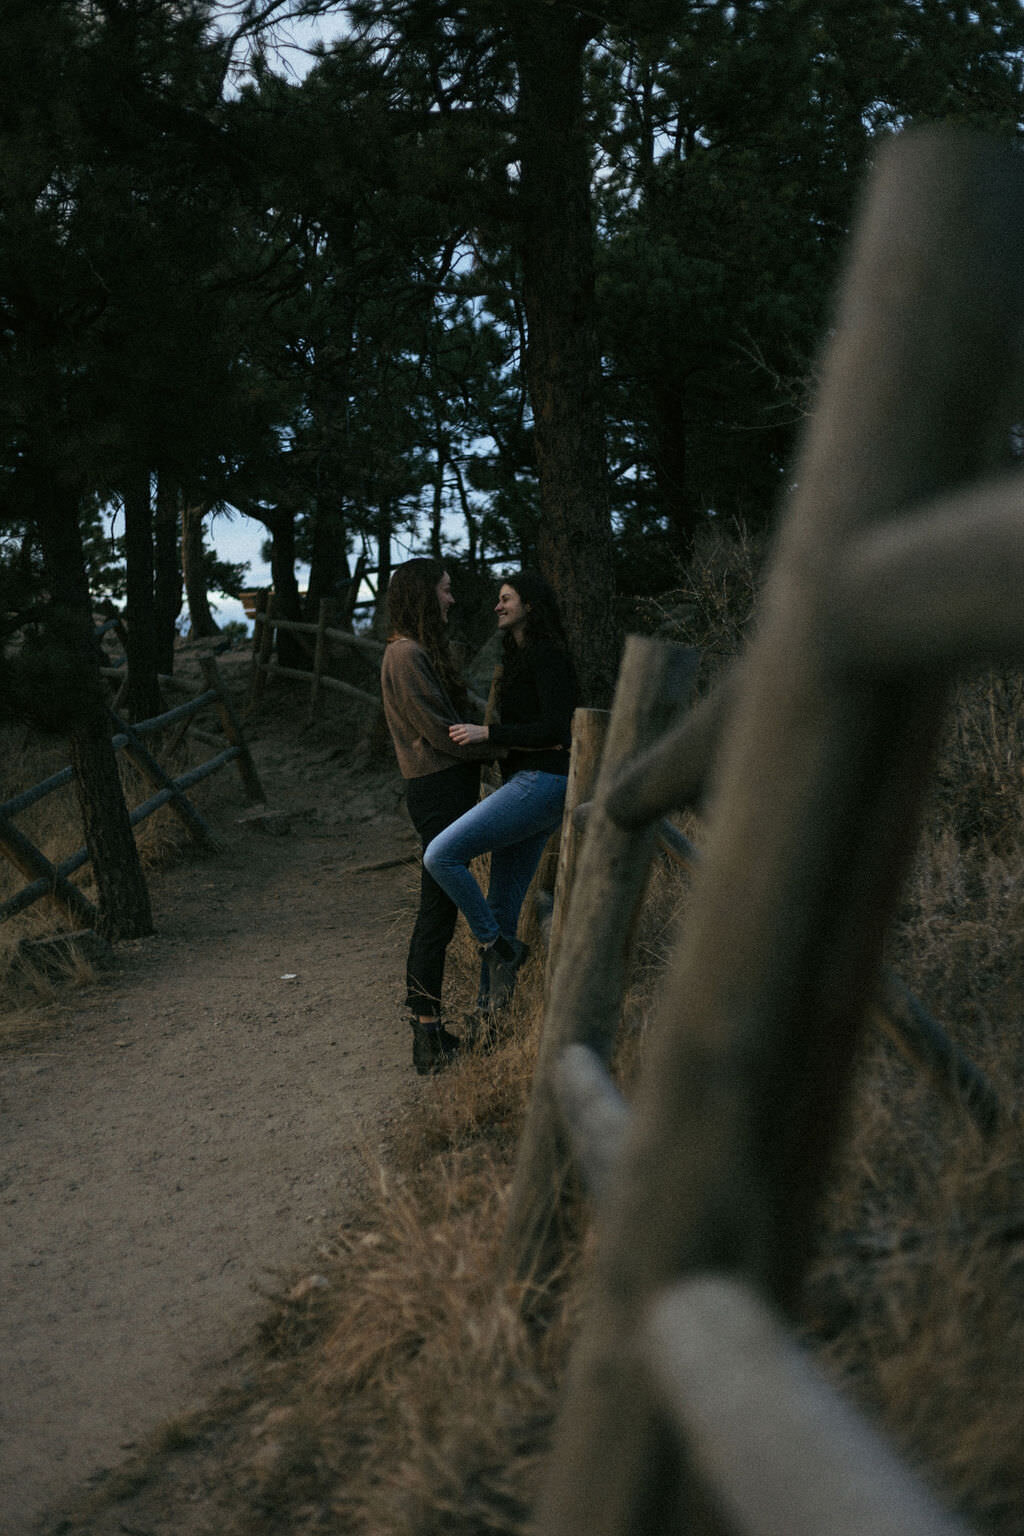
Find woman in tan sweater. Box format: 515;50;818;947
380;558;493;1074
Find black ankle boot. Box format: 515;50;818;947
410;1018;462;1075
480;936;529;1011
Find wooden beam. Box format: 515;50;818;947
644;1276;972;1536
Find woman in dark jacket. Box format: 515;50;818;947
380;558;493;1073
423;570;578;1012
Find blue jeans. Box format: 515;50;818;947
423;770;567;952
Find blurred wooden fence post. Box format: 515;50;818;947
504;637;698;1295
643;1277;972;1536
533;130;1024;1536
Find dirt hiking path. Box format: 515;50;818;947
0;669;428;1535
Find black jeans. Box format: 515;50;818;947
403;761;481;1015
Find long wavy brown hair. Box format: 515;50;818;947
386;558;468;714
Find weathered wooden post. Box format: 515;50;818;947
535;130;1024;1536
250;591;275;707
200;656;265;804
109;711;217;850
643;1277;972;1536
504;638;697;1295
544;707;609;977
308;598;330;723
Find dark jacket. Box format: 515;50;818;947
488;642;577;779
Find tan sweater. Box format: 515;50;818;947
381;637;493;779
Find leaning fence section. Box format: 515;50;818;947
0;655;263;931
248;593;383;717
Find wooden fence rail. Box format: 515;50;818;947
509;128;1022;1536
570;794;1000;1138
0;656;263;929
643;1276;970;1536
249;595;383;716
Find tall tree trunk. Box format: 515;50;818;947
34;477;153;940
181;502;221;637
123;470;163;720
70;710;155;939
263;506;305;668
511;4;619;706
153;474;183;676
451;460;479;572
306;498;350;622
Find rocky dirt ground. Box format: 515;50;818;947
0;651;435;1535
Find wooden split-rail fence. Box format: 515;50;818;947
501;128;1024;1536
0;655;264;935
247;590;384;718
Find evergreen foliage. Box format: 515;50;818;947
1;0;1022;669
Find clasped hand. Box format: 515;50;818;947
449;722;489;746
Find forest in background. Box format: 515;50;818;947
2;0;1023;936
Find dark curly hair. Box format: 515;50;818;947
386;558;468;713
498;569;570;663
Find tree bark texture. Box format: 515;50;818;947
33;476;153;940
70;713;154;939
123;469;163;721
306;498;350;622
511;4;618;706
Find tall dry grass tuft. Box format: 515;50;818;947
929;669;1024;849
800;659;1024;1530
808;1042;1024;1529
311;1156;570;1536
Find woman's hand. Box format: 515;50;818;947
450;722;489;746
